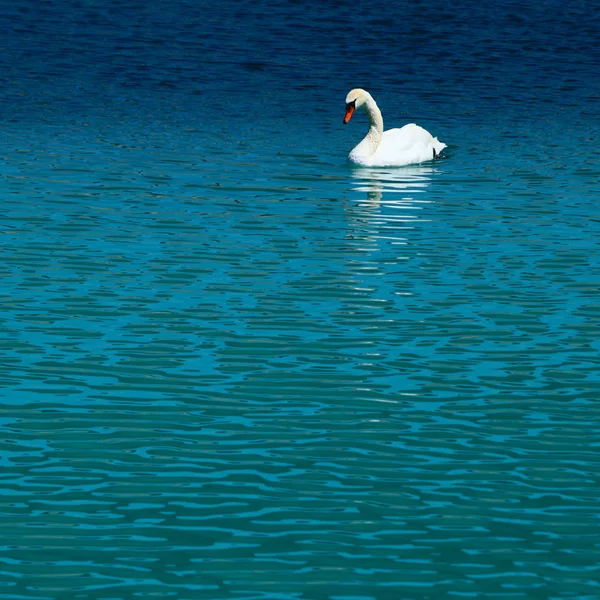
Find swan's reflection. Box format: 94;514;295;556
344;166;438;255
351;165;435;204
338;167;439;303
350;165;436;225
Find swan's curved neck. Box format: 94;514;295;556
351;95;383;159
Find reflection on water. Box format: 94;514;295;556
346;166;437;252
351;165;436;204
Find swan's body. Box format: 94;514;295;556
343;88;446;167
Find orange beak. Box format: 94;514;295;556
343;103;355;124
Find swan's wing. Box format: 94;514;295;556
381;124;434;151
371;124;446;167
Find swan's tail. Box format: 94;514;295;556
432;137;447;155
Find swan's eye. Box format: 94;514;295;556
348;100;356;108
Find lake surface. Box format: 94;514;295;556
1;0;600;598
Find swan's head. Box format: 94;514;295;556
343;88;369;124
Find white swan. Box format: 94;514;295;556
343;88;446;167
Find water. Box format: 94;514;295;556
1;0;600;598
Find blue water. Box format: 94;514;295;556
1;0;600;598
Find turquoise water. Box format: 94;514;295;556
1;1;600;598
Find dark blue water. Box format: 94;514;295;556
1;1;600;598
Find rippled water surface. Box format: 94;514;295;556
1;1;600;598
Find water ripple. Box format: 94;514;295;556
1;0;600;597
